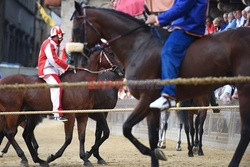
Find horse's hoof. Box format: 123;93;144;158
157;141;166;149
188;152;194;157
40;162;49;167
46;154;55;163
97;159;107;165
198;150;204;156
176;147;182;151
20;160;29;167
154;148;167;161
84;161;93;167
0;152;4;158
193;147;198;154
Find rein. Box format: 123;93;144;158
74;50;115;74
75;66;113;74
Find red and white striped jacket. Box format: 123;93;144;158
38;38;69;77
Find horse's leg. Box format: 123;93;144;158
160;111;170;149
23;115;48;167
184;116;193;157
123;99;166;167
1;140;11;156
197;111;206;156
76;115;92;166
229;90;250;167
179;100;193;156
0;116;5;145
158;110;167;148
88;113;109;165
194;113;200;152
176;123;183;151
0;116;7;157
147;108;167;167
5;116;29;166
31;133;39;156
47;116;75;163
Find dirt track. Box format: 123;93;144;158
0;119;249;167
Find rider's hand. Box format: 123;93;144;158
145;14;159;26
68;65;75;69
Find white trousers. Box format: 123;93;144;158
43;74;63;117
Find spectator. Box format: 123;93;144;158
224;12;236;30
244;12;250;27
232;88;238;99
244;6;250;27
213;17;222;32
235;9;245;28
205;17;215;34
215;85;234;105
220;13;228;31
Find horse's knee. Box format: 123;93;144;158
123;123;132;138
103;128;110;139
65;135;73;145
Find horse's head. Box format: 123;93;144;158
72;2;102;50
97;47;125;77
72;2;125;77
67;42;125;77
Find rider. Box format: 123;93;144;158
146;1;207;110
38;26;72;121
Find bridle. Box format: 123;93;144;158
74;7;146;53
75;48;117;74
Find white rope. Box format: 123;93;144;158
0;105;239;115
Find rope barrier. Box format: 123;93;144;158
0;76;250;90
0;105;239;115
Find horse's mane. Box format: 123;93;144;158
84;6;145;26
83;6;169;41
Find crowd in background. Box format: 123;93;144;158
205;6;250;34
205;7;249;105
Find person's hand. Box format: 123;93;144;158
68;65;75;69
145;14;159;26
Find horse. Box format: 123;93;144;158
175;95;210;157
0;51;124;166
0;48;123;167
0;71;123;165
0;115;42;158
158;93;218;151
73;3;250;167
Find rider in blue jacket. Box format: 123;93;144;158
146;0;207;109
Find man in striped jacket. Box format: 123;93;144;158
38;26;72;121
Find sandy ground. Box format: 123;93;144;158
0;119;250;167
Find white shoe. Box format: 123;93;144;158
150;96;176;109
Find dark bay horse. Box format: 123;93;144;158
176;95;210;157
88;70;123;164
73;3;250;167
0;49;122;166
0;71;123;165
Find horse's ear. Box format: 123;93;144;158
75;1;83;16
